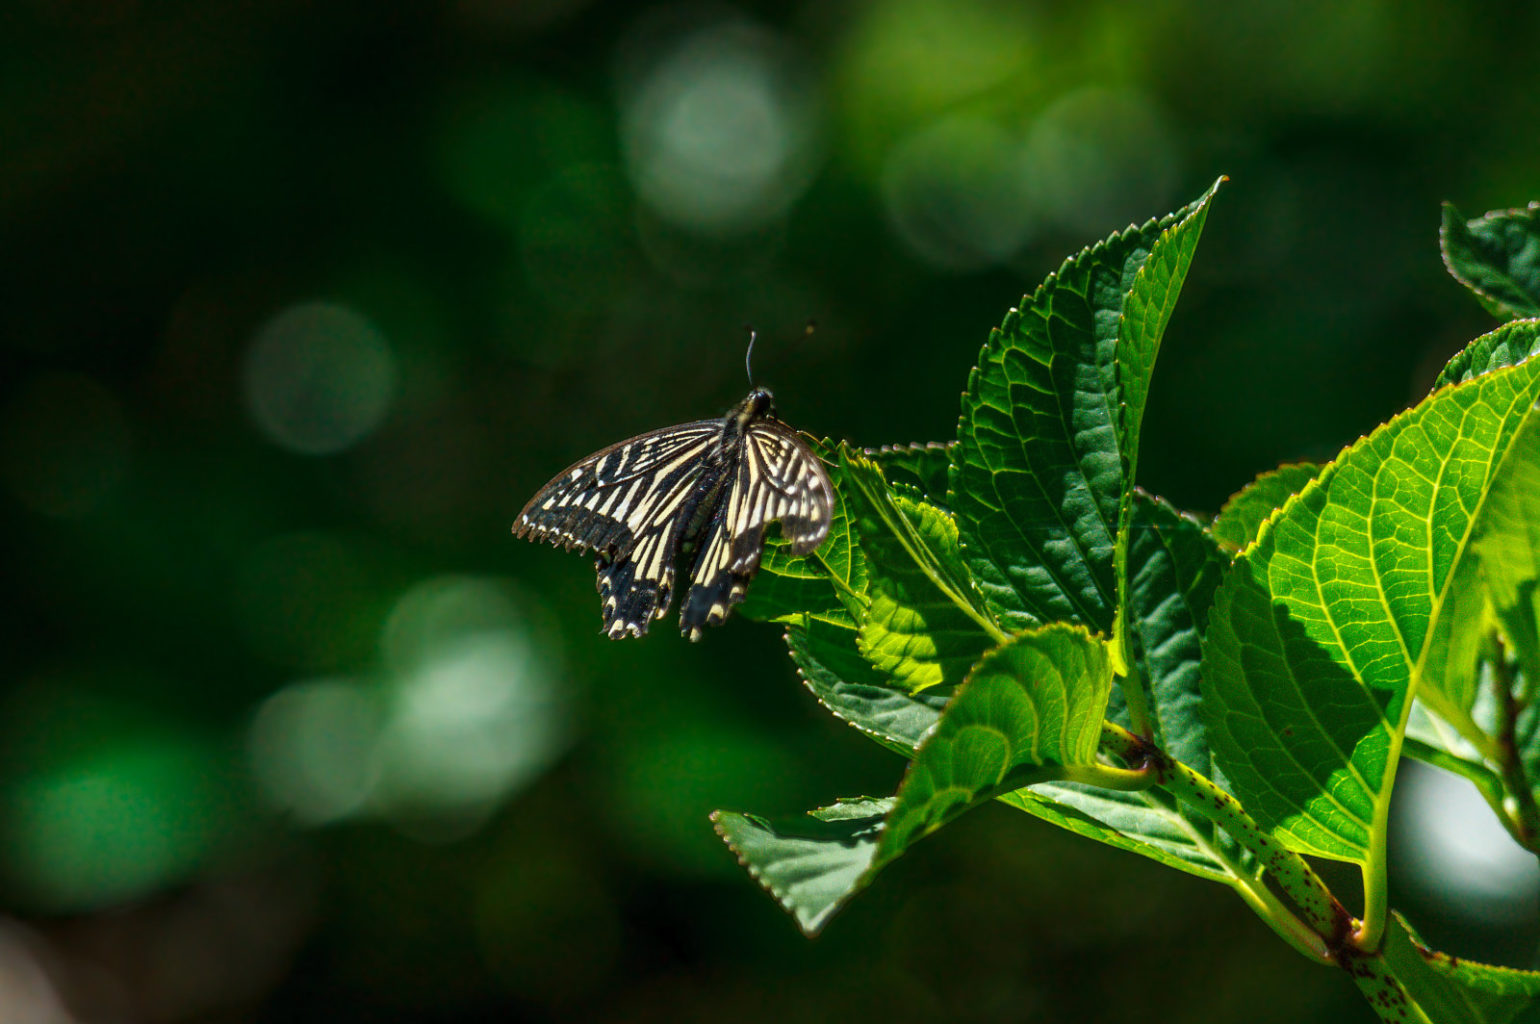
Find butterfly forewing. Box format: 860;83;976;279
515;389;832;640
514;422;717;553
742;422;834;556
515;422;719;636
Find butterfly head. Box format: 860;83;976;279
730;386;776;431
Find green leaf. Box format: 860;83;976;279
875;624;1113;856
738;556;855;628
1420;398;1540;729
1472;406;1540;690
1381;911;1540;1024
803;490;1247;880
739;438;867;626
711;798;890;936
1520;695;1540;789
1117;179;1223;514
1006;493;1243;883
951;179;1221;633
1412;401;1540;847
866;442;954;507
922;623;1110;770
1202;357;1540;865
1212;462;1325;554
1441;201;1540;320
786;617;950;757
718;624;1113;934
787;498;1279;892
997;786;1235;882
1435;318;1540;391
844;449;1002;692
1121;492;1230;779
1416;324;1540;808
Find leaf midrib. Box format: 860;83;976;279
857;463;1006;644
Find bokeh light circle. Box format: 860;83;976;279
1;693;228;915
620;21;819;234
1396;759;1540;925
247;678;383;826
373;575;570;838
242;302;397;456
1021;87;1182;236
243;576;570;842
881;114;1038;270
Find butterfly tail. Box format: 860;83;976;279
595;532;677;639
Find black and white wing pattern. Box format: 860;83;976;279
677;421;833;638
514;387;833;640
514;420;720;637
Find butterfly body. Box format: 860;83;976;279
514;387;832;640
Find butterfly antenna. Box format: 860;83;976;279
744;326;758;388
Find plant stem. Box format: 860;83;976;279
1491;651;1540;851
1227;863;1335;962
1063;742;1331;960
1100;722;1351;944
1340;945;1437;1024
1112;607;1154;738
1059;759;1156;792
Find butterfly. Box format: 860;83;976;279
514;383;833;640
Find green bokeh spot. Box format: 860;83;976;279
5;731;230;912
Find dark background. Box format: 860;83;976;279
3;1;1538;1021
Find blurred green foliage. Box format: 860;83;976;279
2;0;1538;1020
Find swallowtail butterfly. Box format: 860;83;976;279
514;383;833;640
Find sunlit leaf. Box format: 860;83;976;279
1010;492;1243;881
1117;179;1224;508
786;617;950;757
845;450;1000;692
866;441;954;507
1411;395;1540;844
951;180;1220;632
1471;402;1540;690
1120;492;1230;777
712;798;890;936
795;474;1247;883
1435;318;1540;390
1203;357;1540;864
1399;326;1540;844
1212;462;1324;554
1420;394;1540;725
998;786;1236;882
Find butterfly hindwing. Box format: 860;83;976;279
678;497;751;639
596;522;682;638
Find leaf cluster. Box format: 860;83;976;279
717;183;1540;1022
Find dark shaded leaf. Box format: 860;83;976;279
1441;201;1540;320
